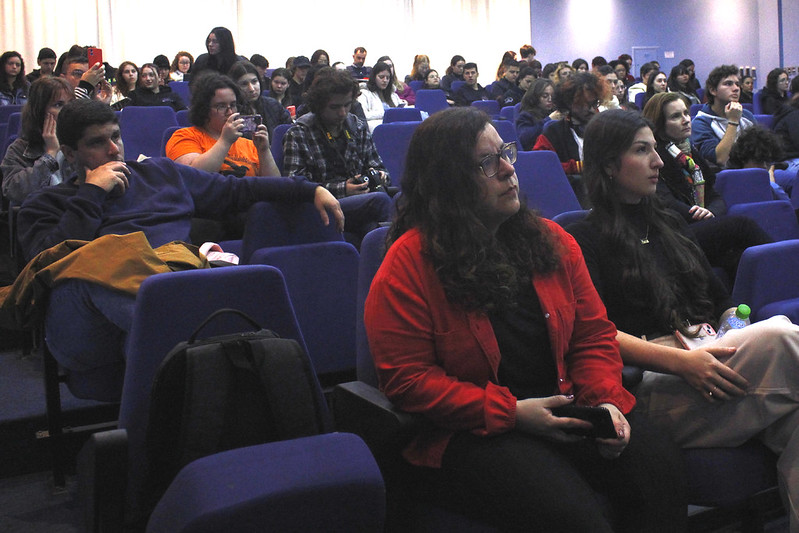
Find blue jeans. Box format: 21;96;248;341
46;279;135;376
339;191;392;238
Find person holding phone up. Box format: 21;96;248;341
165;71;277;178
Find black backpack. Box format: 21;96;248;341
144;308;330;507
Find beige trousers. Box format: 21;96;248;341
635;316;799;533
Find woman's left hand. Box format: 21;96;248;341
689;205;714;220
252;124;270;152
595;403;630;460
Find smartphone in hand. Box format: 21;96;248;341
551;405;617;439
87;47;103;68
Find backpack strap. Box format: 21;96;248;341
246;338;326;439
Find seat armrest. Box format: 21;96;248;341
332;381;428;452
77;429;129;533
622;365;644;391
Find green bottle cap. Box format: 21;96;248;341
735;304;751;319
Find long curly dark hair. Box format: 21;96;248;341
582;109;717;334
389;107;562;312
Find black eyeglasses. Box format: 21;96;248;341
212;103;240;114
478;142;517;178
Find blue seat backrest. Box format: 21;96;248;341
168;81;191;105
119;106;178;159
732;239;799;321
249;241;359;376
754;114;774;129
241;200;344;263
160;126;182;157
0;104;23;125
408;80;425;93
6;112;21;137
0;104;23;153
728;200;799;242
499;105;515;121
492;119;518;143
372;121;420;190
176;109;190;127
356;226;390;386
271;123;293;174
383;107;423;123
514;150;581;219
414;89;449;115
472;99;500;116
753;89;763;114
450;80;466;93
715;168;772;206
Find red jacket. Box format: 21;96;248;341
364;221;635;468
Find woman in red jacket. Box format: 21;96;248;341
365;107;686;532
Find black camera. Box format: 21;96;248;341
355;168;384;192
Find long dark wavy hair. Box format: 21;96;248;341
582;109;717;334
390;107;562;312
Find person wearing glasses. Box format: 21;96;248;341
533;72;606;206
365;106;687;532
166;72;277;178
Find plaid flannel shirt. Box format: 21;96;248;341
282;113;389;198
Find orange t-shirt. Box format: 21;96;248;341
165;127;260;176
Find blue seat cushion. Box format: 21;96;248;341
684;441;777;506
758;298;799;324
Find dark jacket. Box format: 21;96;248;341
655;143;726;220
515;111;548;151
533;119;582;174
773;104;799;159
122;86;186;111
760;88;788;115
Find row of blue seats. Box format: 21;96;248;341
20;149;798;528
68;207;798;530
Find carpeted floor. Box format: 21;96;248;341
0;472;80;533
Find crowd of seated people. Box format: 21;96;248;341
3;35;799;531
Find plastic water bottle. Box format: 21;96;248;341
716;304;751;338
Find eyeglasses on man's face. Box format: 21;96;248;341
478;142;518;179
